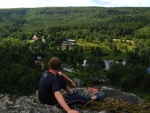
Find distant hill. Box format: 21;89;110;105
0;7;150;39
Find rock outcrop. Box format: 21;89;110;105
0;86;146;113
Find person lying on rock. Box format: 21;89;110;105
38;57;105;113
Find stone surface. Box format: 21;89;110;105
0;86;144;113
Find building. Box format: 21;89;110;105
68;39;76;45
62;64;74;73
37;56;42;60
62;39;76;50
32;35;39;41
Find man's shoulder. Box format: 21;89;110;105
42;70;52;76
43;70;49;74
42;70;57;80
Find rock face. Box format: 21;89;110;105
0;87;144;113
99;86;144;104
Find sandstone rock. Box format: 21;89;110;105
0;86;145;113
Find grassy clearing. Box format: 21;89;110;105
77;39;133;60
28;40;35;43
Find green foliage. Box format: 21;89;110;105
106;62;124;85
0;7;150;98
0;7;150;40
120;75;132;91
106;63;149;92
0;38;42;95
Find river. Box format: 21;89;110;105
103;60;150;74
103;60;126;70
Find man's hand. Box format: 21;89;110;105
58;71;63;76
67;110;80;113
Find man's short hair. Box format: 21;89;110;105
49;57;61;70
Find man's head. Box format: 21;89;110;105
49;57;61;70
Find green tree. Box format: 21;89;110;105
106;62;123;86
141;74;150;92
121;75;132;91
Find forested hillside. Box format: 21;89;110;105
0;7;150;39
0;7;150;99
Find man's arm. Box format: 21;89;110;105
58;72;76;88
54;91;79;113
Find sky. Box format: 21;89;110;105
0;0;150;9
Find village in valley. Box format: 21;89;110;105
32;35;78;72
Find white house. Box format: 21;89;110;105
32;35;39;41
62;64;74;73
68;39;76;45
37;56;42;60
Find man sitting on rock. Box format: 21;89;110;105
38;57;105;113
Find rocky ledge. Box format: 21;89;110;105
0;86;148;113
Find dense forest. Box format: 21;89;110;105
0;7;150;100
